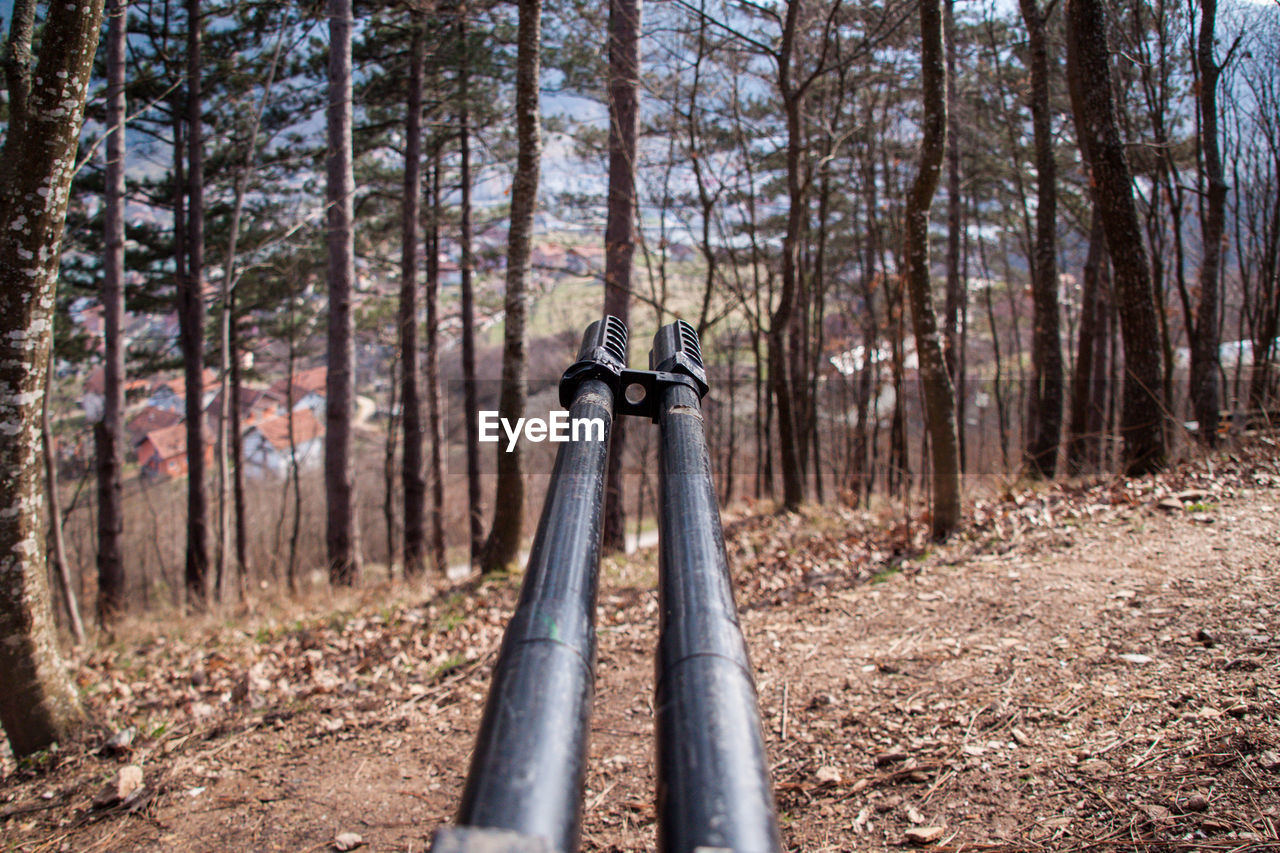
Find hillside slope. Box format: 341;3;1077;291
2;443;1279;852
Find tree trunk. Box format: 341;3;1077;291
888;270;908;497
425;151;447;575
904;0;962;539
770;0;807;510
858;153;883;500
957;179;971;473
218;26;282;601
96;0;128;622
810;171;830;503
1248;209;1279;409
181;0;209;607
1246;176;1279;410
286;325;302;594
43;349;85;644
724;329;738;504
943;0;966;476
853;194;878;501
229;297;248;596
0;0;102;758
457;10;483;564
400;13;427;577
215;307;228;604
481;0;541;572
1191;0;1225;444
601;0;641;554
384;350;400;575
792;182;813;485
1067;210;1106;474
1065;0;1166;475
325;0;360;584
1088;266;1112;467
972;191;1011;470
689;8;719;339
214;214;230;602
1020;0;1064;478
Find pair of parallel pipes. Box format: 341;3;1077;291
431;319;781;853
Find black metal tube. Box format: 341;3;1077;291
455;375;615;853
652;322;782;853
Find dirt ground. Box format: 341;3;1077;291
2;441;1279;852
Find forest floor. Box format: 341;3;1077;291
2;440;1280;853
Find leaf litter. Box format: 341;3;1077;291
1;440;1278;851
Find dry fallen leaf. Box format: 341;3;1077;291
905;826;946;845
333;831;364;851
814;765;841;785
93;765;143;808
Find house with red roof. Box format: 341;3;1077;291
203;385;283;432
267;366;327;420
136;422;214;480
146;369;220;415
126;406;182;447
241;409;324;479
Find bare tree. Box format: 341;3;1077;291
1019;0;1064;477
425;148;448;575
0;0;103;758
96;0;128;621
326;0;361;584
770;0;810;510
601;0;641;553
457;9;483;564
1233;14;1280;411
1190;0;1227;443
1066;0;1166;474
904;0;962;538
1066;209;1110;474
943;0;965;470
482;0;542;572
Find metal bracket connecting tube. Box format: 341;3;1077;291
559;315;703;423
448;373;617;853
651;321;783;853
